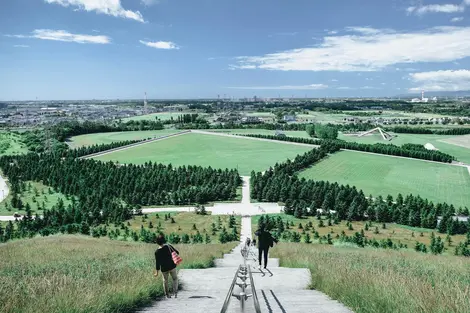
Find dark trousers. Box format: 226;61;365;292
258;246;269;267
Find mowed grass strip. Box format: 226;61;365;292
68;130;181;148
299;150;470;209
0;235;236;313
93;133;312;175
271;243;470;313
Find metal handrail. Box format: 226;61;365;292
248;263;261;313
220;265;241;313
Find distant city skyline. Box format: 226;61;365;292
1;0;470;100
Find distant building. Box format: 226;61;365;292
283;115;296;122
411;91;429;103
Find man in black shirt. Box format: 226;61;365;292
154;234;179;298
254;225;278;269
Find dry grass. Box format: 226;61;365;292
271;243;470;313
0;235;236;313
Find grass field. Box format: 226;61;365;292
0;181;73;215
93;133;311;175
439;135;470;149
127;212;241;242
339;132;470;164
67;130;181;148
0;132;28;156
0;235;236;313
271;243;470;313
252;214;466;250
299;150;470;209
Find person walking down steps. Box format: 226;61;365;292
255;225;278;269
154;234;181;299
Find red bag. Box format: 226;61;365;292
168;244;182;266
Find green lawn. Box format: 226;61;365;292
67;130;181;148
339;132;470;164
93;133;311;175
0;132;28;156
0;181;73;215
299;150;470;209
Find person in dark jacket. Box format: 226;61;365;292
254;225;278;269
154;234;179;298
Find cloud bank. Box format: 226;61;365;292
409;70;470;92
234;26;470;72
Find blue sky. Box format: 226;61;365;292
1;0;470;100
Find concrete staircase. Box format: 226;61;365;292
138;216;353;313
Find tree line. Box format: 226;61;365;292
388;126;470;136
241;134;454;163
0;153;241;225
250;148;469;236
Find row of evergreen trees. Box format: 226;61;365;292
388;126;470;136
242;134;454;163
251;149;469;235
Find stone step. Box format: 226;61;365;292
257;289;353;313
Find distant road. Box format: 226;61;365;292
79;131;190;159
191;130;320;147
0;175;9;203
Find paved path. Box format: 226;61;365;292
0;175;9;203
138;216;353;313
141;176;283;216
191;130;320;148
80;131;190;159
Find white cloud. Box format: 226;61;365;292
409;69;470;92
407;4;464;15
226;84;328;90
139;40;179;49
337;87;353;90
44;0;145;23
360;86;380;90
345;26;394;35
331;79;338;82
141;0;159;6
13;45;29;48
234;26;470;72
327;30;338;35
451;17;464;22
6;29;110;44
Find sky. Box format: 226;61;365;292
1;0;470;100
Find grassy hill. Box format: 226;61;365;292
0;235;236;313
271;243;470;313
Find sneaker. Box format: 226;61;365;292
174;293;178;299
166;295;172;299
